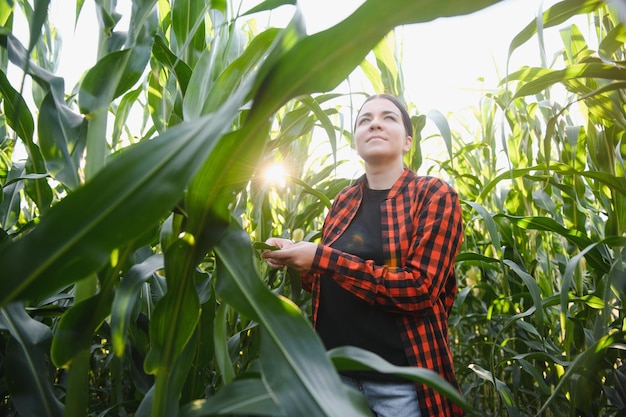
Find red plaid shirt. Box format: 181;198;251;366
303;168;465;416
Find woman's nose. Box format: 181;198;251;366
369;117;382;129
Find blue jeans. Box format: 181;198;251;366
341;375;422;417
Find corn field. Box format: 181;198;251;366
0;0;624;416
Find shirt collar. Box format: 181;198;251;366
355;168;414;199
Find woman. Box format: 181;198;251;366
262;94;464;417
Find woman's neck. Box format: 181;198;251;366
364;164;405;190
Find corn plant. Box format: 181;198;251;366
435;1;626;416
0;0;503;416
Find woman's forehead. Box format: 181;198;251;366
358;97;400;116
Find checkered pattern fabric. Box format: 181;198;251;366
303;169;465;416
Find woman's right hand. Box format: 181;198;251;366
263;238;294;269
262;240;318;273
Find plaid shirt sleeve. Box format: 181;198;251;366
309;171;463;316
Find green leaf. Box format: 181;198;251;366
151;34;193;94
560;24;590;67
111;86;143;149
50;289;113;366
1;32;66;100
78;48;147;114
0;2;12;27
171;0;207;67
300;96;339;166
360;59;385;93
0;70;55;214
0;70;53;213
504;260;544;335
1;31;90;200
426;109;453;161
507;0;603;59
214;222;371;416
499;214;611;274
1;165;34;231
608;247;626;298
469;364;518;416
329;346;472;412
598;23;626;61
110;254;164;357
144;233;206;416
456;252;500;264
185;28;280;119
140;329;199;417
558;240;607;331
465;200;502;257
252;241;280;251
372;32;403;96
287;175;332;208
532;189;557;214
144;234;201;375
513;63;626;98
536;332;625;415
0;302;64;417
242;0;297;17
29;0;51;52
182;289;217;402
0;69;35;143
477;163;626;203
38;92;87;190
0;76;252;307
79;3;156;114
180;376;283;416
210;0;227;14
213;302;236;384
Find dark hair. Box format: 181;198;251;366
355;94;413;137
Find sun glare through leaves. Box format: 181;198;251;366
262;162;287;188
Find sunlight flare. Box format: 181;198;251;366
262;162;287;187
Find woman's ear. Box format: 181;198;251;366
403;136;413;152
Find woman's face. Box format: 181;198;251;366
354;97;412;166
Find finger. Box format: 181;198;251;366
262;249;286;260
267;259;284;269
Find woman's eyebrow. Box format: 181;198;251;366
357;110;399;119
381;110;400;117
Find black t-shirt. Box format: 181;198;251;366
316;186;408;380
